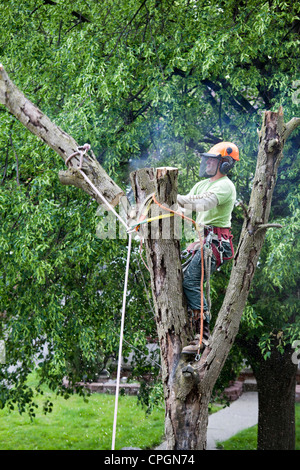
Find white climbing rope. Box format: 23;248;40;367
65;147;132;450
78;168;129;232
111;232;132;450
80;166;132;450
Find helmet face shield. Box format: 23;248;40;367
199;155;221;178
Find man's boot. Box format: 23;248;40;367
182;315;210;355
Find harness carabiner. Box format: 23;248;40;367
217;243;225;264
195;353;201;362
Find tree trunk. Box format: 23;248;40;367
238;336;298;451
254;345;298;450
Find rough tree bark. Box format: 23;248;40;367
255;344;298;451
240;337;298;450
1;65;300;450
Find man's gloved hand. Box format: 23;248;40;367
177;192;218;212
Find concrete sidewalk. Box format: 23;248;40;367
155;391;258;451
207;392;258;450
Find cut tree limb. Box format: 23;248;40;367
0;63;124;207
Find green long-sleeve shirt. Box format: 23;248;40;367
189;176;236;228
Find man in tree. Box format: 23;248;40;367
177;142;239;355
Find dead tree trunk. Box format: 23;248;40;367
131;108;300;450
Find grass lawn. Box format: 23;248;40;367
217;403;300;450
0;375;165;450
1;371;299;450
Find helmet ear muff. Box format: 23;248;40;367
219;157;234;174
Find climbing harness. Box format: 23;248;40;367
204;226;234;269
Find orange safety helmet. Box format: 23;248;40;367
199;142;239;177
205;142;239;161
